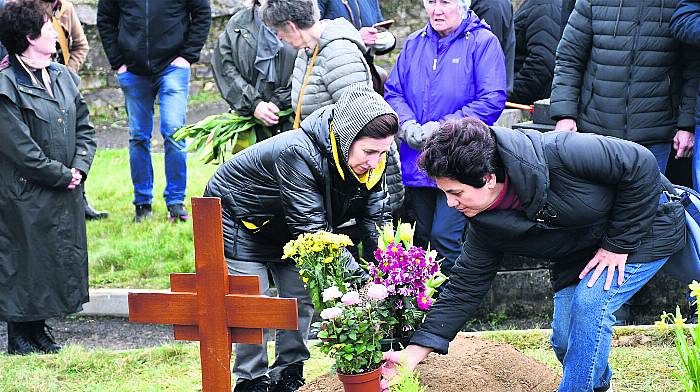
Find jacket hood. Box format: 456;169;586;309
491;127;549;220
425;10;492;42
319;17;367;54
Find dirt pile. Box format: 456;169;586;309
301;335;560;392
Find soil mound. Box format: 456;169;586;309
301;335;560;392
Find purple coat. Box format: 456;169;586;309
384;12;507;188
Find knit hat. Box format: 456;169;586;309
332;83;398;163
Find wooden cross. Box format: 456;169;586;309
128;197;299;392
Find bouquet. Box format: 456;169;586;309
282;231;354;309
173;109;293;164
316;283;394;374
369;222;447;341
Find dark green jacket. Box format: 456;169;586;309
0;56;96;321
212;5;297;135
550;0;699;144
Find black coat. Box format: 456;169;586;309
204;106;391;262
0;58;96;321
97;0;212;75
510;0;562;104
549;0;698;145
410;127;686;354
471;0;516;93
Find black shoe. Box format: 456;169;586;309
28;320;61;354
7;322;40;355
134;204;153;223
270;363;305;392
84;194;109;220
167;203;190;223
234;376;270;392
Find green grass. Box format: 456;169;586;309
0;343;332;391
85;149;218;289
483;328;683;391
0;331;687;391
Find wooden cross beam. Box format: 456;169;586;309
128;197;299;392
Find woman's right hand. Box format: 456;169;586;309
254;101;280;126
381;345;433;391
67;168;82;190
554;118;577;132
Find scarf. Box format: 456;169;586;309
17;54;53;98
253;8;284;90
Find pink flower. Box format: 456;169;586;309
322;286;343;302
367;283;389;300
320;307;342;320
416;292;433;310
341;291;361;306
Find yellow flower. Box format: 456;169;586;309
323;256;334;264
654;320;668;332
398;222;414;243
302;276;309;283
690;280;700;301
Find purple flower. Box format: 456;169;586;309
416;292;433;310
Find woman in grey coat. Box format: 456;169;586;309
0;1;96;355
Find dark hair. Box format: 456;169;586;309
418;117;504;188
262;0;319;30
356;113;398;140
0;1;46;55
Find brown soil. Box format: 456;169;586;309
300;335;560;392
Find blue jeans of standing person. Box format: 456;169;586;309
117;65;190;207
646;142;672;174
408;187;467;276
550;257;668;391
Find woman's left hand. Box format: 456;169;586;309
578;248;628;290
68;168;82;190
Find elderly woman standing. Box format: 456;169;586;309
0;0;96;355
384;0;506;276
382;118;685;391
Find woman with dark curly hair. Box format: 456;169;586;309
382;117;686;391
0;0;96;355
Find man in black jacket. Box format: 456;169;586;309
471;0;515;93
97;0;211;222
205;83;395;392
509;0;562;104
382;117;685;392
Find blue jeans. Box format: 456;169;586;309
550;257;667;391
408;187;467;275
646;142;672;174
117;65;190;206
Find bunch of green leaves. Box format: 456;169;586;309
316;299;393;375
388;366;427;392
656;281;700;391
281;231;354;309
173;109;292;164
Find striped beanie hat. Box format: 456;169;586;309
332;83;398;163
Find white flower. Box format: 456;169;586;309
320;307;342;320
366;283;389;301
322;286;343;302
341;291;361;306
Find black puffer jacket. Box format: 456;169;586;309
204;106;392;262
550;0;697;144
97;0;211;75
509;0;562;104
410;127;686;354
471;0;516;93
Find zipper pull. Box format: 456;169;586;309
432;58;437;70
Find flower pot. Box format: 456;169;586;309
337;367;382;392
380;335;411;352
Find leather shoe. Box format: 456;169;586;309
84;194;108;220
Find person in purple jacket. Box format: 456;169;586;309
384;0;507;276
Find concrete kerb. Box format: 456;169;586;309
79;288;167;317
